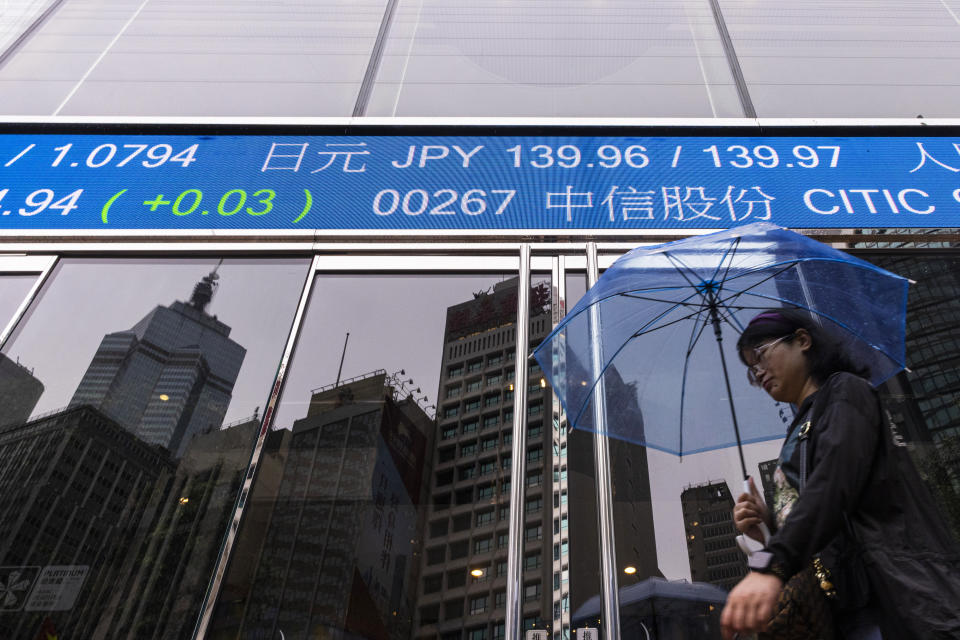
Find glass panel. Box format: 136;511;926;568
367;0;742;117
859;253;960;540
561;262;777;639
719;0;960;117
0;0;386;116
209;271;532;640
0;274;36;334
0;257;309;637
556;271;603;638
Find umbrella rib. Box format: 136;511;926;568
537;284;697;355
720;261;801;296
662;250;707;294
707;260;804;334
711;237;741;286
568;290;704;433
619;293;720;308
713;237;742;306
629;304;725;339
678;301;714;457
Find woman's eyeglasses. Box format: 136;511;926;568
745;333;794;384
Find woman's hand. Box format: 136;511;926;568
720;572;784;639
733;476;771;543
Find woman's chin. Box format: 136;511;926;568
763;383;788;403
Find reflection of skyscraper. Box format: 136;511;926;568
853;253;960;537
0;352;43;428
82;415;261;639
70;268;246;456
209;426;291;637
413;278;554;640
680;481;746;591
757;459;778;510
412;278;663;639
567;363;663;618
236;371;433;640
0;404;172;639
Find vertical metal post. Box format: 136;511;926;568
551;256;571;640
192;256;320;639
586;242;621;640
506;244;531;640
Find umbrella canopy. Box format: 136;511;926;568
534;222;909;463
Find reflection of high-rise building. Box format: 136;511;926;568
757;459;778;510
70;268;246;457
0;404;172;639
856;253;960;537
0;352;43;428
412;278;553;640
680;481;746;591
208;426;291;637
566;364;663;617
862;254;960;443
236;371;433;640
412;278;662;640
83;415;260;639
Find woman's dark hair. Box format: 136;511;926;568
736;308;870;384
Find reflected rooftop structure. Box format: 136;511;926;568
69;267;246;457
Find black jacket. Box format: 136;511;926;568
766;372;960;639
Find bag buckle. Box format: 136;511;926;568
798;420;812;440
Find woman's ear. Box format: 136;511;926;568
795;328;813;352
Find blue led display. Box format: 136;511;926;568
0;133;958;230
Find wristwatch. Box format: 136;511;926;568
747;550;790;582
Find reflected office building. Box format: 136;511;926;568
0;404;173;639
0;267;252;639
86;415;262;639
0;352;43;429
680;481;746;591
70;267;246;457
414;278;554;639
227;371;434;640
863;252;960;537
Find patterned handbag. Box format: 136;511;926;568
760;563;836;640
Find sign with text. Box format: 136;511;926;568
0;130;958;230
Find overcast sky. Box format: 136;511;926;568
1;275;35;339
271;274;514;429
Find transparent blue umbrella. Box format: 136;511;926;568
533;222;909;478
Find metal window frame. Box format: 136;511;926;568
0;254;57;349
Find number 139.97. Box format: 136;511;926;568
702;145;840;168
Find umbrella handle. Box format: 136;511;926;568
736;479;772;555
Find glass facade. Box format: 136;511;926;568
0;1;959;639
0;246;957;639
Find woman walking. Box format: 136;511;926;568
720;309;960;639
